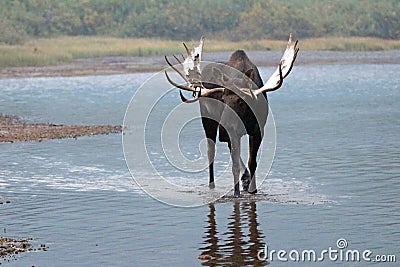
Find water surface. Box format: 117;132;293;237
0;57;399;266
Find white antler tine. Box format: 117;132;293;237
287;33;292;48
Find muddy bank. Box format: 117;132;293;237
0;237;48;263
0;56;164;78
0;115;121;143
1;50;399;79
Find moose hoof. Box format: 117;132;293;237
209;182;215;189
234;191;240;198
248;189;258;195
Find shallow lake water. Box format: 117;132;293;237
0;55;399;266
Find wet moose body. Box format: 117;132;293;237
165;35;299;196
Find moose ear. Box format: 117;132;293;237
245;68;255;80
211;67;225;85
222;73;229;83
211;67;222;78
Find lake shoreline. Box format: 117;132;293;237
1;50;399;79
0;114;121;143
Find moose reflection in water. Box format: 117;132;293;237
199;201;266;266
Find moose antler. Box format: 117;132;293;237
182;36;204;75
165;34;298;100
252;33;299;95
165;36;224;99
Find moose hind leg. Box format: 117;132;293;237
241;165;251;192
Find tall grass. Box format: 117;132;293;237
299;37;400;51
0;36;399;67
0;37;182;67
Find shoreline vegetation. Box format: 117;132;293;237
1;36;400;68
1;1;398;75
0;36;399;78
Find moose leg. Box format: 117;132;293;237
248;133;262;194
202;118;218;189
207;137;216;189
230;136;241;197
228;141;250;191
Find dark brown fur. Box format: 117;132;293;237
197;50;264;193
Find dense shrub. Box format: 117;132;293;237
0;0;399;44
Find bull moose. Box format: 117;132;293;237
165;35;299;197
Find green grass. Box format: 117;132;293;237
1;36;399;67
299;37;400;51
